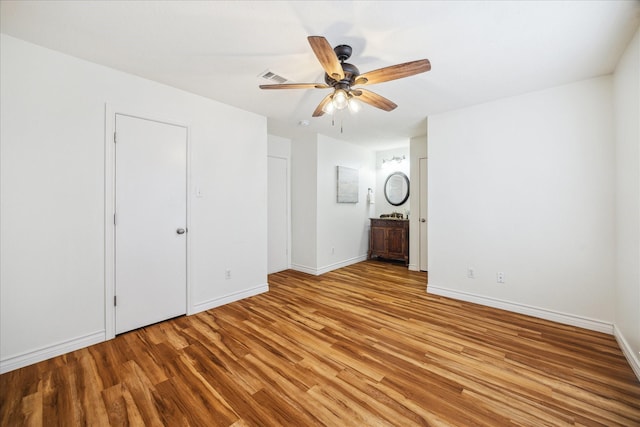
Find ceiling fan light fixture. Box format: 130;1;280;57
322;100;335;114
348;97;361;113
332;89;349;110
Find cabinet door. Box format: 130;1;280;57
371;226;388;255
386;227;406;258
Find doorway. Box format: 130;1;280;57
113;114;188;334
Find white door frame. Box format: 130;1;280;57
104;104;192;340
419;156;428;271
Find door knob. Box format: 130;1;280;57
176;228;186;235
420;218;426;223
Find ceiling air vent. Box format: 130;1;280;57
259;70;288;84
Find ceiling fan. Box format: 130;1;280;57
259;36;431;117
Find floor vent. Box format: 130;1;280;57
259;70;288;84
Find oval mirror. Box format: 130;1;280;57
384;172;410;206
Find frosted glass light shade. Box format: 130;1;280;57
322;100;335;114
332;89;348;110
348;97;360;113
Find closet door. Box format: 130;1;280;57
268;156;289;273
115;114;187;334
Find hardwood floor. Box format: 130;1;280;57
2;261;639;426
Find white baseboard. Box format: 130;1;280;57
613;324;640;381
190;283;269;314
289;263;317;275
427;286;614;334
1;285;269;374
292;255;367;276
426;287;639;382
316;255;368;275
0;330;105;374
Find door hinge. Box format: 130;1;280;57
113;132;117;143
113;213;116;225
114;295;117;306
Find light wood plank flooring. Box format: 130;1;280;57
2;261;639;426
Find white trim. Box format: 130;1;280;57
613;324;640;381
104;104;192;338
408;263;420;272
191;284;269;314
104;104;115;339
316;255;368;275
0;331;105;374
427;286;614;334
290;263;318;276
186;126;193;315
291;255;367;276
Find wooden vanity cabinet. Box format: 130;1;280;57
368;218;409;265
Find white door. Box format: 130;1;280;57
419;157;428;271
115;114;187;334
268;156;288;273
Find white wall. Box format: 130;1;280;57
375;147;410;216
428;76;616;332
290;133;375;274
268;134;292;158
0;35;268;372
316;135;375;273
613;28;640;377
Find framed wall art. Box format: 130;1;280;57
337;166;359;203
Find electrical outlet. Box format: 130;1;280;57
467;267;475;279
225;269;231;280
497;272;505;283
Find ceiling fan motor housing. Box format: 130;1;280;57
323;44;360;88
324;60;360;87
334;44;352;61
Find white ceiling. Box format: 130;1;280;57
1;1;639;150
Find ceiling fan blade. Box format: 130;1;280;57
260;83;330;90
312;93;334;117
352;89;397;112
308;36;345;81
354;59;431;86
